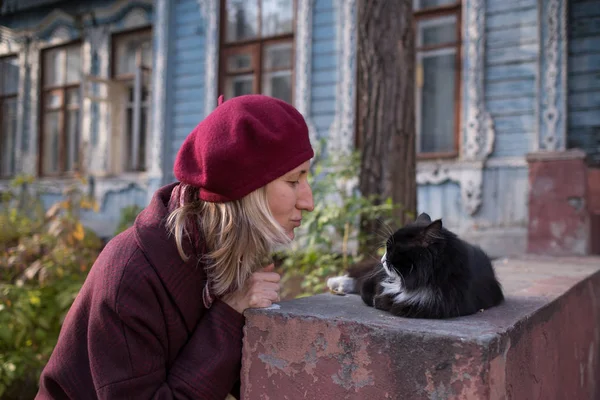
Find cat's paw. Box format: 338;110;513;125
327;275;356;295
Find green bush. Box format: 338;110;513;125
0;177;102;399
114;204;144;236
276;147;399;298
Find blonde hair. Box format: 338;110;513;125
166;184;290;296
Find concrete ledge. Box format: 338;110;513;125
242;256;600;399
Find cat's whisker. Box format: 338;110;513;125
374;218;395;241
372;230;391;244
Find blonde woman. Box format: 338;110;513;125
37;95;315;400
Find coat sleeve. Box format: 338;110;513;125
89;254;245;400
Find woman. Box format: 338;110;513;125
36;94;315;399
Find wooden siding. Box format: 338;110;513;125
168;0;205;180
485;0;538;158
418;166;529;232
568;0;600;164
417;165;529;256
311;0;337;138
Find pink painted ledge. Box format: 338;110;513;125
241;256;600;400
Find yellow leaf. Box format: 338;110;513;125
73;223;85;241
29;295;41;306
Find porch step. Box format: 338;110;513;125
241;256;600;400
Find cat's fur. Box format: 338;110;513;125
327;213;504;319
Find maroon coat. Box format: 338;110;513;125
36;183;245;399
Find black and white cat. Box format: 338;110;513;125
327;213;504;319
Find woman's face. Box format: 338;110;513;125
266;160;314;239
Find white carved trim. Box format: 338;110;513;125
417;162;484;216
49;26;72;42
98;33;112;173
543;0;559;150
198;0;219;118
149;0;169;180
25;41;40;176
0;41;18;54
329;0;356;155
463;0;494;161
538;0;567;151
0;26;21;54
294;0;318;145
122;7;150;30
30;10;76;37
82;31;92;174
83;26;111;174
83;0;153;23
560;0;567;153
14;49;27;173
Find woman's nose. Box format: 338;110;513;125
297;181;314;212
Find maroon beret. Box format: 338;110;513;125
173;94;314;203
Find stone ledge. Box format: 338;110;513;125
241;256;600;399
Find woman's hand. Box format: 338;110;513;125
221;264;281;314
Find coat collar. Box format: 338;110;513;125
134;183;206;333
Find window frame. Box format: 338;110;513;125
413;1;462;160
110;26;153;173
218;0;296;103
0;55;19;179
39;41;82;177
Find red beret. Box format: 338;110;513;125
173;94;314;203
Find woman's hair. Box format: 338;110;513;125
166;184;290;296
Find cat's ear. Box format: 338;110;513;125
423;219;443;243
416;213;432;223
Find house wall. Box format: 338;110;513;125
311;0;337;140
166;0;206;184
485;0;538;158
0;0;155;238
567;0;600;165
4;0;588;253
412;0;545;256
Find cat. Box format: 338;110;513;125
327;213;504;319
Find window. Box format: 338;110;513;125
40;44;82;176
414;0;461;157
219;0;294;104
0;56;18;178
111;28;152;172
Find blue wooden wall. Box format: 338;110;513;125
485;0;538;158
311;0;337;139
168;0;206;182
568;0;600;164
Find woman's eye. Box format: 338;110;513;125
288;180;300;186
